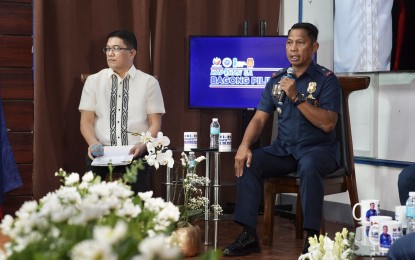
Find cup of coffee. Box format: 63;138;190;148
369;220;403;253
352;199;380;222
184;132;198;151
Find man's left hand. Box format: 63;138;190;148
129;143;147;158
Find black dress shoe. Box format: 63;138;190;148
302;230;319;254
222;231;261;256
302;237;310;254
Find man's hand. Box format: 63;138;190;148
88;143;103;160
129;143;147;158
234;145;252;177
279;77;298;101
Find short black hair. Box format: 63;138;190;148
288;22;318;43
106;30;137;50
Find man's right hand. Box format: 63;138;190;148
88;143;103;159
234;145;252;178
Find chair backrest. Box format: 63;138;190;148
269;76;370;176
336;87;350;174
337;76;370;175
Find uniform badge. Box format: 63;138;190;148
307;82;317;99
272;83;282;100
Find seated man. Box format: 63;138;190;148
388;164;415;259
222;22;341;256
388;233;415;260
79;30;165;193
398;163;415;205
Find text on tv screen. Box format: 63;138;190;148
188;36;290;109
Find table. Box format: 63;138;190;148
165;148;235;250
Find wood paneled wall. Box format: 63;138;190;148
0;0;34;215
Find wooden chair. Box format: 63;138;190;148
81;74;90;83
262;76;370;246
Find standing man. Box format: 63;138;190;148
222;22;341;256
79;30;165;193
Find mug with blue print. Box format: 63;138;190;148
353;199;381;223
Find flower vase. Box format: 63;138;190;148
170;224;201;257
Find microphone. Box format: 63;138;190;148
277;67;296;105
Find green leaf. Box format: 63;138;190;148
197;249;222;260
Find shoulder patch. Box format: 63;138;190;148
317;66;333;77
271;69;287;79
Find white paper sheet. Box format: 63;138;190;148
91;145;134;166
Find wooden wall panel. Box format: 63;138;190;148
1;0;31;4
0;35;32;68
1;0;34;216
0;69;33;100
8;133;33;164
5;164;33;196
2;100;34;132
3;196;34;217
0;1;32;35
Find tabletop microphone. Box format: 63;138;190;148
278;67;296;105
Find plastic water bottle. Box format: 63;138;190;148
406;192;415;234
187;151;196;175
209;118;220;149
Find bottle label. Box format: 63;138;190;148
406;206;415;218
210;127;220;134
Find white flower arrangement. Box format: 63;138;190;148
141;131;174;169
0;132;224;259
298;228;356;260
0;168;182;260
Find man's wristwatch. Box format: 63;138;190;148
293;93;306;107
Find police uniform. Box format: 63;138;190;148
398;163;415;205
379;232;392;248
388;232;415;260
366;208;378;221
233;61;341;232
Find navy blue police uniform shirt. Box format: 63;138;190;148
257;61;341;166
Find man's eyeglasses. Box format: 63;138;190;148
103;46;131;54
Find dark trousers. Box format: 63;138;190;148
85;155;150;194
233;148;338;232
398;164;415;205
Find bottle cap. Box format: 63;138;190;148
189;151;195;155
212;118;218;121
410;192;415;196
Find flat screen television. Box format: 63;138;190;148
188;36;291;109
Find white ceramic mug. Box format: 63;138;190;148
368;215;393;251
354;222;371;246
369;220;403;253
184;132;198;151
218;132;232;152
395;205;407;228
352;199;380;222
